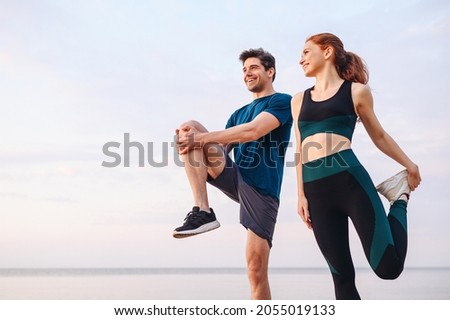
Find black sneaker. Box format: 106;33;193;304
173;207;220;238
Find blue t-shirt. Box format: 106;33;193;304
226;93;292;200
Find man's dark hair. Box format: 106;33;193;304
239;48;276;82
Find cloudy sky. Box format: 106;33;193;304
1;0;449;269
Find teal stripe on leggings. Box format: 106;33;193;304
302;149;361;183
390;200;407;230
347;166;394;270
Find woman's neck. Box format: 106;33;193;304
314;71;343;93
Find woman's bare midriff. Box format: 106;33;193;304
301;132;351;164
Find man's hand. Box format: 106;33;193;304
176;125;204;155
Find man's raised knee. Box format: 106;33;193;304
179;120;208;132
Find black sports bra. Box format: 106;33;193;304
298;80;357;142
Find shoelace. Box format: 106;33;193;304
184;209;201;222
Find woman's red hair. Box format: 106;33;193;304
307;33;369;84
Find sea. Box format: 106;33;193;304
0;267;449;300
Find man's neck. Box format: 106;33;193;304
252;87;276;99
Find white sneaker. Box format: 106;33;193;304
376;169;410;204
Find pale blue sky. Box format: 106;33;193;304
1;0;449;268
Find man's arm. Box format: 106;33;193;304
178;111;280;149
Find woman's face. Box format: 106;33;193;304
299;40;326;77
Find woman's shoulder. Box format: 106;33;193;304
291;91;305;117
291;91;305;105
292;91;305;101
350;82;374;113
351;81;371;95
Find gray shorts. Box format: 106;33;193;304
207;156;279;247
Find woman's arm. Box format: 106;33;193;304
353;83;421;190
291;92;312;229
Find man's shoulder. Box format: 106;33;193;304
234;92;292;113
269;92;292;104
265;92;292;110
274;92;292;99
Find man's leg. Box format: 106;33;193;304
246;229;271;300
178;120;225;210
173;120;225;238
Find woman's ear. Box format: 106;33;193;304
324;46;333;60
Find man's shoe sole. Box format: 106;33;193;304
173;221;221;239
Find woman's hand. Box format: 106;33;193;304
298;194;312;230
407;163;422;191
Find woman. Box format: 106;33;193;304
291;33;421;299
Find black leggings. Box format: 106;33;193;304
303;150;408;299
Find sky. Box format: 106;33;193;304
1;0;449;269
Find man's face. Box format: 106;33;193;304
242;57;273;93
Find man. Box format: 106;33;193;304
174;48;292;299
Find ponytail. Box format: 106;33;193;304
307;33;369;84
339;51;368;84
